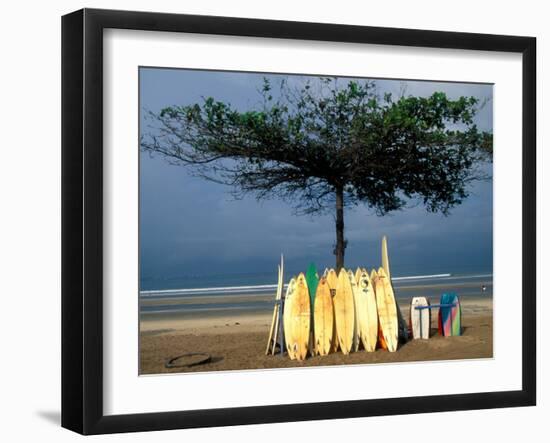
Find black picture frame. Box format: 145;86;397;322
61;8;536;435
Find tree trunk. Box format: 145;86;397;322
335;186;345;272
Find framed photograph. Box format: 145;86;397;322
61;8;536;435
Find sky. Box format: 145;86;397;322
139;68;493;290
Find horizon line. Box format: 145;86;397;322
140;273;493;296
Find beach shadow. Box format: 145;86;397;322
36;410;60;426
165;354;224;369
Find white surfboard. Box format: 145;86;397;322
265;255;284;355
283;277;297;359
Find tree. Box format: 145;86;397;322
141;77;492;271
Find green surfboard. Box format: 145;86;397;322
305;263;319;309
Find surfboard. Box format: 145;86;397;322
265;256;284;355
334;270;355;355
271;256;284;355
373;267;398;352
381;235;408;342
314;277;334;356
410;296;430;339
326;269;339;352
305;263;319;355
305;263;319;308
283;277;296;359
382;235;391;279
347;270;361;352
265;265;279;355
352;269;366;351
370;267;380;347
326;268;338;291
354;267;362;287
357;269;378;351
370;268;378;282
290;273;311;361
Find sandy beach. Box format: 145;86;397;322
139;296;493;374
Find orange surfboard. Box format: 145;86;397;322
373;268;398;352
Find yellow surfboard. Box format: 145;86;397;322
326;269;339;352
354;267;362;287
357;269;378;352
290;273;310;361
334;270;355;355
381;236;408;342
370;268;378;282
347;270;361;352
314;277;334;356
373;267;398;352
283;277;296;359
382;235;391;280
326;268;338;291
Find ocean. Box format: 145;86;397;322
139;271;493;318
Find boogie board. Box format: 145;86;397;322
439;292;461;336
449;293;462;336
439;292;462;336
439;293;451;336
334;270;355;355
410;296;430;339
314;277;334;356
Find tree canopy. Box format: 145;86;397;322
141;77;492;269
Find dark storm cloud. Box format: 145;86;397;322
139;68;493;285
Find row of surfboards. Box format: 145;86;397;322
266;261;399;361
265;235;463;360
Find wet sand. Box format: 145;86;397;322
139;297;492;374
